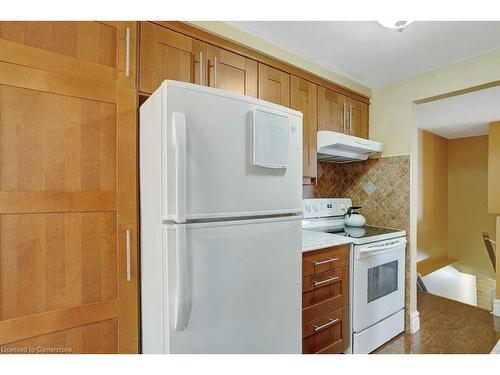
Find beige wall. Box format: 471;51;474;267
187;21;371;98
418;133;496;275
448;136;497;274
489;122;500;213
370;49;500;157
417;130;448;263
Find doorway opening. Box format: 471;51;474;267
416;85;498;310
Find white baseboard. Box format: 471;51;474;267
410;310;420;334
493;299;500;318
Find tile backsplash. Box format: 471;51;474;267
305;155;410;232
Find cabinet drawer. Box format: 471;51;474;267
302;245;349;277
302;307;349;354
302;267;348;309
303;293;344;324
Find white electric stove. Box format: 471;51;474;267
303;198;407;354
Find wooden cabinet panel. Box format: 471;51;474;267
0;21;137;88
347;97;369;139
0;213;117;320
302;244;349;277
140;21;193;93
207;46;257;97
302;267;348;309
0;86;116;192
302;306;349;354
258;64;290;106
318;86;342;133
3;318;118;354
291;76;317;180
0;22;139;353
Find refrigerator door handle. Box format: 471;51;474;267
172;112;187;223
174;225;190;331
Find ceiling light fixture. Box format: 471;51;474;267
378;20;413;33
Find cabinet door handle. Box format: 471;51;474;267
125;27;131;77
213;56;218;87
349;105;353;133
343;103;347;132
313;276;339;287
313;318;340;332
313;257;339;266
126;229;131;282
199;52;203;85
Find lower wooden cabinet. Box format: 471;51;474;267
302;245;350;354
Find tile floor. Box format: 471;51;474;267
373;292;500;354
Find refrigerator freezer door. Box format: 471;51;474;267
162;216;302;353
158;81;302;221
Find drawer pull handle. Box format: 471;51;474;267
313;318;340;332
313;257;339;266
313;276;340;287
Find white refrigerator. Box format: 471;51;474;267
140;80;303;353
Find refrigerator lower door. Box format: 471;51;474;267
162;216;301;353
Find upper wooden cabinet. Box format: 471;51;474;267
347;97;369;139
139;22;259;97
206;45;257;97
318;86;342;133
139;22;194;93
291;76;318;181
258;64;290;106
318;86;368;139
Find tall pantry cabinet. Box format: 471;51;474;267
0;21;139;353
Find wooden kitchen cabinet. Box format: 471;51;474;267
291;76;318;181
318;87;369;139
206;45;257;97
347;97;369;139
258;63;290;106
302;244;350;354
318;86;343;133
140;21;196;93
0;21;139;353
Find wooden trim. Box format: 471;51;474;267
151;21;370;105
0;299;118;345
414;80;500;104
116;87;139;353
0;38;116;83
0;61;116;104
417;255;457;277
0;191;116;214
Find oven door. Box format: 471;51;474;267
352;237;406;332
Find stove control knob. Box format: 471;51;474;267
340;203;347;212
312;205;318;213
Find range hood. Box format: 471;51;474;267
317;131;383;163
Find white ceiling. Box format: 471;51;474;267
228;21;500;88
417;86;500;139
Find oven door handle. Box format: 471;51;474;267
358;238;406;255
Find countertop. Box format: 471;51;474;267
302;229;353;253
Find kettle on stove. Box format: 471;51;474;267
344;206;366;227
